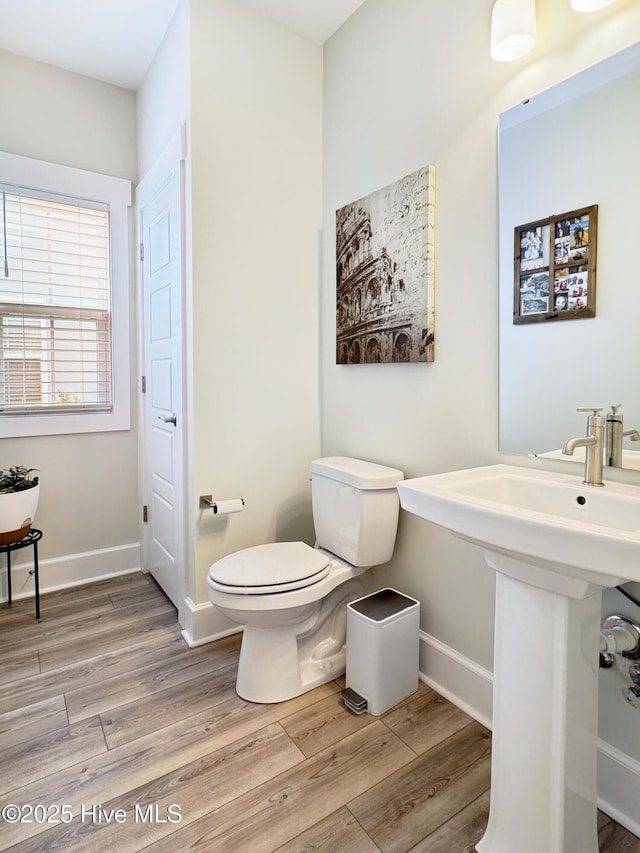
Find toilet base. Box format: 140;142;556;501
233;577;367;703
236;623;347;703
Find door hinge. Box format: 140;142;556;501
143;505;149;523
141;375;146;394
139;242;145;261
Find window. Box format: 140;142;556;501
0;190;111;413
0;151;131;437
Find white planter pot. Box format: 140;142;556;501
0;484;40;545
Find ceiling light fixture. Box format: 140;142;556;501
490;0;537;62
570;0;616;11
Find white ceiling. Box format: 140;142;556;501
0;0;366;91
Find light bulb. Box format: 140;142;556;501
570;0;616;11
491;0;537;63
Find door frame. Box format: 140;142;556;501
136;127;188;625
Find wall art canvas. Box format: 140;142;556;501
336;165;435;364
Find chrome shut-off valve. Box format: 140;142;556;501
623;663;640;708
600;614;640;660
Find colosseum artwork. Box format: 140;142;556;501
336;165;435;364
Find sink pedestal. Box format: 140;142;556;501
477;552;602;853
396;464;640;852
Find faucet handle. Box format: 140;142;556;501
609;404;622;414
577;407;603;415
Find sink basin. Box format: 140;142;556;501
397;463;640;590
397;463;640;853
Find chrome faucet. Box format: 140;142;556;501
563;407;605;486
605;404;640;467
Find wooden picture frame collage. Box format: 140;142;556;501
514;204;597;325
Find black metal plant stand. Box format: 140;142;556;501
1;528;42;619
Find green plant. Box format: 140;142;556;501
0;466;39;494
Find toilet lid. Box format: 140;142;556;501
208;541;331;593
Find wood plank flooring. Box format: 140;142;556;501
0;571;638;852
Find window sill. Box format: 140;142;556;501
0;406;130;438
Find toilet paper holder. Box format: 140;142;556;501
199;495;245;514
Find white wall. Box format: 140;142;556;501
0;49;139;575
0;50;137;180
136;0;190;179
135;0;323;637
322;0;640;671
188;0;323;603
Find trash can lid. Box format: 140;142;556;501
348;588;418;622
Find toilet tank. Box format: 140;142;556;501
311;457;404;567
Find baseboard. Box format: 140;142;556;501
419;630;493;729
419;631;640;838
0;542;141;599
180;596;242;647
597;739;640;838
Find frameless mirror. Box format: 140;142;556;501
498;42;640;469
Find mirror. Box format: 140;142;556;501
498;42;640;468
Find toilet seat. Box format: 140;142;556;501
208;541;331;594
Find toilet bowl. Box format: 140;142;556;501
207;457;403;703
208;542;368;702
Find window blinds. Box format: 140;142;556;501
0;188;112;414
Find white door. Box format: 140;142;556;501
137;134;185;610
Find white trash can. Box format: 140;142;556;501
343;588;420;716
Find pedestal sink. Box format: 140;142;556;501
397;464;640;853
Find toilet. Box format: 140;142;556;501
207;456;403;703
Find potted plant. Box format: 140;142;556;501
0;466;40;545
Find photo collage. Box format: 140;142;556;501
514;206;596;324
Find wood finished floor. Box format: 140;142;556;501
0;572;638;853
